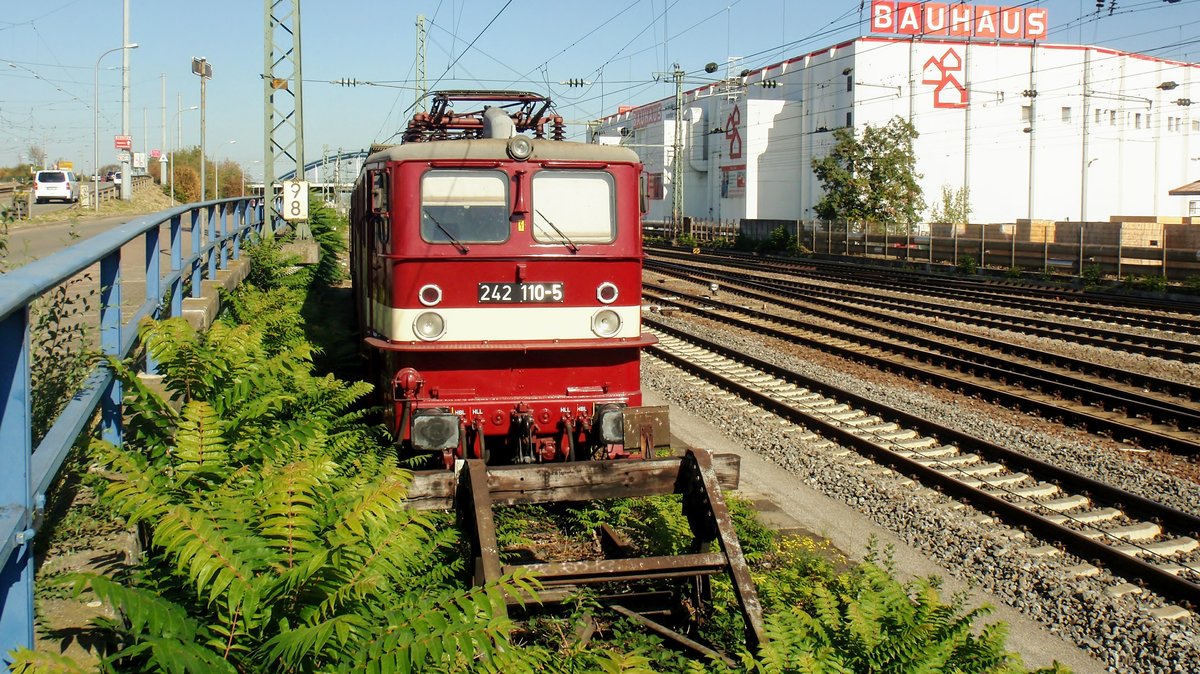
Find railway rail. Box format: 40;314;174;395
648;246;1200;331
642;278;1200;455
647;253;1200;362
642;315;1200;609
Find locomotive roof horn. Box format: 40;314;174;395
482;106;516;139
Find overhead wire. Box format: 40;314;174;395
376;0;517;144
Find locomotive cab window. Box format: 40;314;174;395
420;170;509;244
531;170;615;244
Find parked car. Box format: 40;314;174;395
33;170;81;204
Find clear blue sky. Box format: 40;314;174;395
1;0;1196;177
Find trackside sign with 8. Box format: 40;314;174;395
282;180;309;222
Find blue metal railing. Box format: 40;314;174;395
0;197;271;655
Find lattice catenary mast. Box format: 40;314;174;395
263;0;308;237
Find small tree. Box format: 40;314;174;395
930;184;971;225
812;116;925;234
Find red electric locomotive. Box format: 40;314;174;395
349;91;658;465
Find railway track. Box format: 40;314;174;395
643;315;1200;610
647;254;1200;362
648;246;1200;329
642;279;1200;455
646;259;1200;403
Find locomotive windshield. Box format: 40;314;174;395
420;170;509;244
531;170;615;244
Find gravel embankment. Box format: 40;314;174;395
643;311;1200;674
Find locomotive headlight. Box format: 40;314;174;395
411;409;460;451
591;309;621;337
418;284;443;306
506;136;533;160
596;281;619;304
414;312;446;340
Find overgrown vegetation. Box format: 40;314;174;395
492;497;1060;672
1082;263;1104;288
930;184;972;226
154;147;248;204
1122;273;1168;293
956;255;978;275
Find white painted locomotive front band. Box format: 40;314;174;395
371;301;642;342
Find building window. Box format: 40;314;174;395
846;111;852;128
1021;105;1031;123
1061;106;1072;123
1194;120;1200;132
1094;109;1102;124
1190;200;1200;217
1135;113;1142;129
1110;110;1117;126
846;76;853;92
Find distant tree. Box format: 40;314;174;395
812;116;924;233
172;165;200;203
930;184;971;225
216;158;244;198
166;146;245;201
26;144;46;170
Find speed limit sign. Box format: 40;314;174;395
281;180;309;221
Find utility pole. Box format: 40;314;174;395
160;74;167;183
671;63;685;237
415;14;427;113
120;0;132;200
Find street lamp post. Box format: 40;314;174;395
191;57;213;199
214;140;236;199
169;105;198;203
93;42;138;211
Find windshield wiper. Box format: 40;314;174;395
534;209;578;253
422;209;470;253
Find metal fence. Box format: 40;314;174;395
0;197;269;654
648;218;1200;281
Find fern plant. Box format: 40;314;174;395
729;563;1061;674
14;309;538;672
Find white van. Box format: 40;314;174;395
33;170;81;204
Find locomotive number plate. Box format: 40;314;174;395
477;282;564;303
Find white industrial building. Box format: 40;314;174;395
595;29;1198;226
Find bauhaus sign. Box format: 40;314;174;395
870;1;1048;40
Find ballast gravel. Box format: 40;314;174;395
643;312;1200;674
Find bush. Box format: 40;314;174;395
767;225;795;253
1134;274;1168;293
1005;265;1023;279
956;255;978;275
1082;263;1104;288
